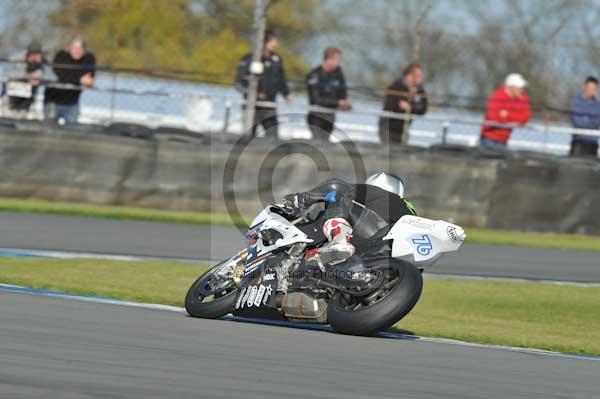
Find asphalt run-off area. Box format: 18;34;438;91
2;211;600;398
1;287;599;399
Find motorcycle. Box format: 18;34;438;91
185;195;465;336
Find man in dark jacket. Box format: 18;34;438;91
235;30;292;138
570;76;600;157
7;41;46;113
44;36;95;123
378;63;428;144
305;47;351;141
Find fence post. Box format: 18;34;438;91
441;121;449;145
109;70;116;125
222;100;232;134
543;122;550;154
243;0;271;135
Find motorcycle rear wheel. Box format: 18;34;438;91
327;258;423;336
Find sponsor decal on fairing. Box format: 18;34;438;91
235;284;273;310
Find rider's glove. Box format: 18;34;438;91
282;192;313;215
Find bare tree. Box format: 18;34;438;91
464;0;588;110
334;0;466;99
331;0;593;115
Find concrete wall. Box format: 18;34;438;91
1;123;599;234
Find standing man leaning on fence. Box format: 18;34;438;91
569;76;600;157
480;73;531;150
378;63;428;145
305;47;351;141
44;36;96;124
235;30;292;138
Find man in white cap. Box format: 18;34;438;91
480;73;531;149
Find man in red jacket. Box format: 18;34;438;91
480;73;531;149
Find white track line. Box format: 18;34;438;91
0;283;598;362
422;272;600;287
0;283;187;313
0;247;211;264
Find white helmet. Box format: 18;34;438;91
365;172;405;197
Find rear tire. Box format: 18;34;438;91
327;259;423;336
185;264;239;319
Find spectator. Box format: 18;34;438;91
569;76;600;157
480;73;531;150
305;47;351;141
7;41;46;113
44;36;96;124
378;63;428;144
235;30;292;138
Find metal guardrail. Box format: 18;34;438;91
2;73;600;145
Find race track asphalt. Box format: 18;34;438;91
1;212;598;282
1;291;598;399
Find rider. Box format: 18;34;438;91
282;172;417;267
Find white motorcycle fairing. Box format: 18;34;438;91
248;206;313;258
248;207;466;270
383;215;466;269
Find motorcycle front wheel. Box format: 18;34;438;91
327;258;423;336
185;259;239;319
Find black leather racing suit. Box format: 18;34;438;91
285;180;417;244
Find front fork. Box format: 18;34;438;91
232;248;249;286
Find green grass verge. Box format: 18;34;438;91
1;258;598;356
0;197;243;226
1;197;599;252
0;258;206;306
465;227;600;252
399;279;600;356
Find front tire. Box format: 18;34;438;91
185;261;239;319
327;259;423;336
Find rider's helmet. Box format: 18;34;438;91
365;172;405;197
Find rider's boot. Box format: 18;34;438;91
305;218;355;268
